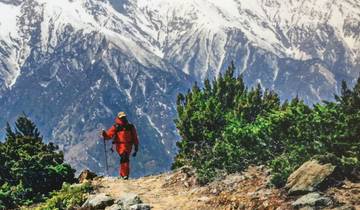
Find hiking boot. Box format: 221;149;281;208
118;176;129;180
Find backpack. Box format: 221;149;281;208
112;123;135;144
115;123;134;132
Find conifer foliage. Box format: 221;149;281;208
0;115;76;209
173;64;360;185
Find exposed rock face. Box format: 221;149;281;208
292;192;333;209
286;160;336;195
82;193;114;209
78;169;98;183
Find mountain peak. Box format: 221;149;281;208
0;0;359;177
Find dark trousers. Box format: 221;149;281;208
119;153;130;177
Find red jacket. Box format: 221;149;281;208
103;118;139;155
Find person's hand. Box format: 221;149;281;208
134;145;139;153
132;152;137;157
100;129;106;138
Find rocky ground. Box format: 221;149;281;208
80;161;360;210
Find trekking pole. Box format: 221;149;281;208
103;137;109;175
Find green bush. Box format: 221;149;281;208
34;182;92;210
0;115;76;209
173;64;360;186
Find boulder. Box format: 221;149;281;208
115;193;143;209
105;204;123;210
82;193;114;209
285;160;336;195
129;204;151;210
292;192;332;209
78;169;98;183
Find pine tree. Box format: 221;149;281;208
14;114;41;138
0;115;76;208
173;63;360;185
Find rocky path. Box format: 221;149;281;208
93;176;197;209
88;166;290;210
91;170;209;210
85;164;360;210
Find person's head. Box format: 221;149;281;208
117;112;128;123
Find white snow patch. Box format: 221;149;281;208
241;41;251;74
3;48;24;89
310;84;321;101
145;114;163;138
39;81;50;88
100;99;113;115
316;65;337;86
0;2;20;41
158;101;169;110
155;82;166;93
138;79;147;97
90;155;102;167
95;79;101;87
124;88;132;102
136;106;165;143
0;3;24;88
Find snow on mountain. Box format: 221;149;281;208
0;2;22;89
116;0;360;93
0;0;359;176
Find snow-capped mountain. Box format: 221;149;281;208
0;0;359;176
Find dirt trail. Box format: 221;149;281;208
90;166;292;210
91;166;360;210
92;171;207;210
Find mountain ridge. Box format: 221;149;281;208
0;0;359;176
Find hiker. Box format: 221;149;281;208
101;112;139;179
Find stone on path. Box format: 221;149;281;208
116;192;143;207
105;204;123;210
82;193;114;209
78;169;98;183
292;192;333;209
129;203;151;210
286;160;336;195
